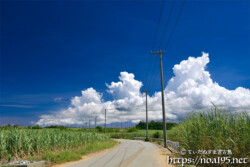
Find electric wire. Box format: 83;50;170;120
159;0;176;49
144;0;166;90
161;0;186;91
143;53;152;89
145;0;186;92
150;0;186;91
149;66;160;91
164;0;186;51
152;0;166;51
149;0;173;91
146;56;158;91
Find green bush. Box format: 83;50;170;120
45;125;67;130
153;131;161;138
106;128;120;133
31;125;41;129
96;126;103;132
13;124;19;129
127;127;138;132
136;121;177;130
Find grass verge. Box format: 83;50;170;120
28;139;117;166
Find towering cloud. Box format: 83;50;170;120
37;52;250;126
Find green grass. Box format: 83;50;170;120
1;107;248;166
0;129;113;162
167;108;250;159
107;108;249;161
41;139;117;166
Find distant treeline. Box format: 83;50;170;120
0;124;65;130
135;121;178;130
0;122;178;130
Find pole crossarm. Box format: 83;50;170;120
150;50;165;57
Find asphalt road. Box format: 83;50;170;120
61;139;170;167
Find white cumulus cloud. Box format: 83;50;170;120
36;52;250;126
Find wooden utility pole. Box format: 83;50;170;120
105;109;107;134
104;109;113;134
95;116;97;132
89;119;91;132
151;50;167;148
143;90;150;140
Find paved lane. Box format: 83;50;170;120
61;139;169;167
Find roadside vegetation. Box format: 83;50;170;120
105;107;250;160
136;121;178;130
41;139;117;165
0;129;117;165
167;108;250;159
1;107;248;165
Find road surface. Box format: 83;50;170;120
60;139;170;167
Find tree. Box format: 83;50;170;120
13;124;19;129
32;125;41;129
135;121;178;130
96;126;103;132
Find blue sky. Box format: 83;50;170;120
0;0;249;126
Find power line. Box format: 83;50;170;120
164;0;186;51
147;0;186;149
144;0;166;90
159;0;176;49
146;0;186;92
146;56;158;90
148;66;160;91
152;0;166;51
144;54;153;89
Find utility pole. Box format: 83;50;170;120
151;50;167;148
95;116;97;132
89;119;91;132
104;109;113;134
82;119;85;129
143;90;150;140
85;122;88;132
105;109;107;134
